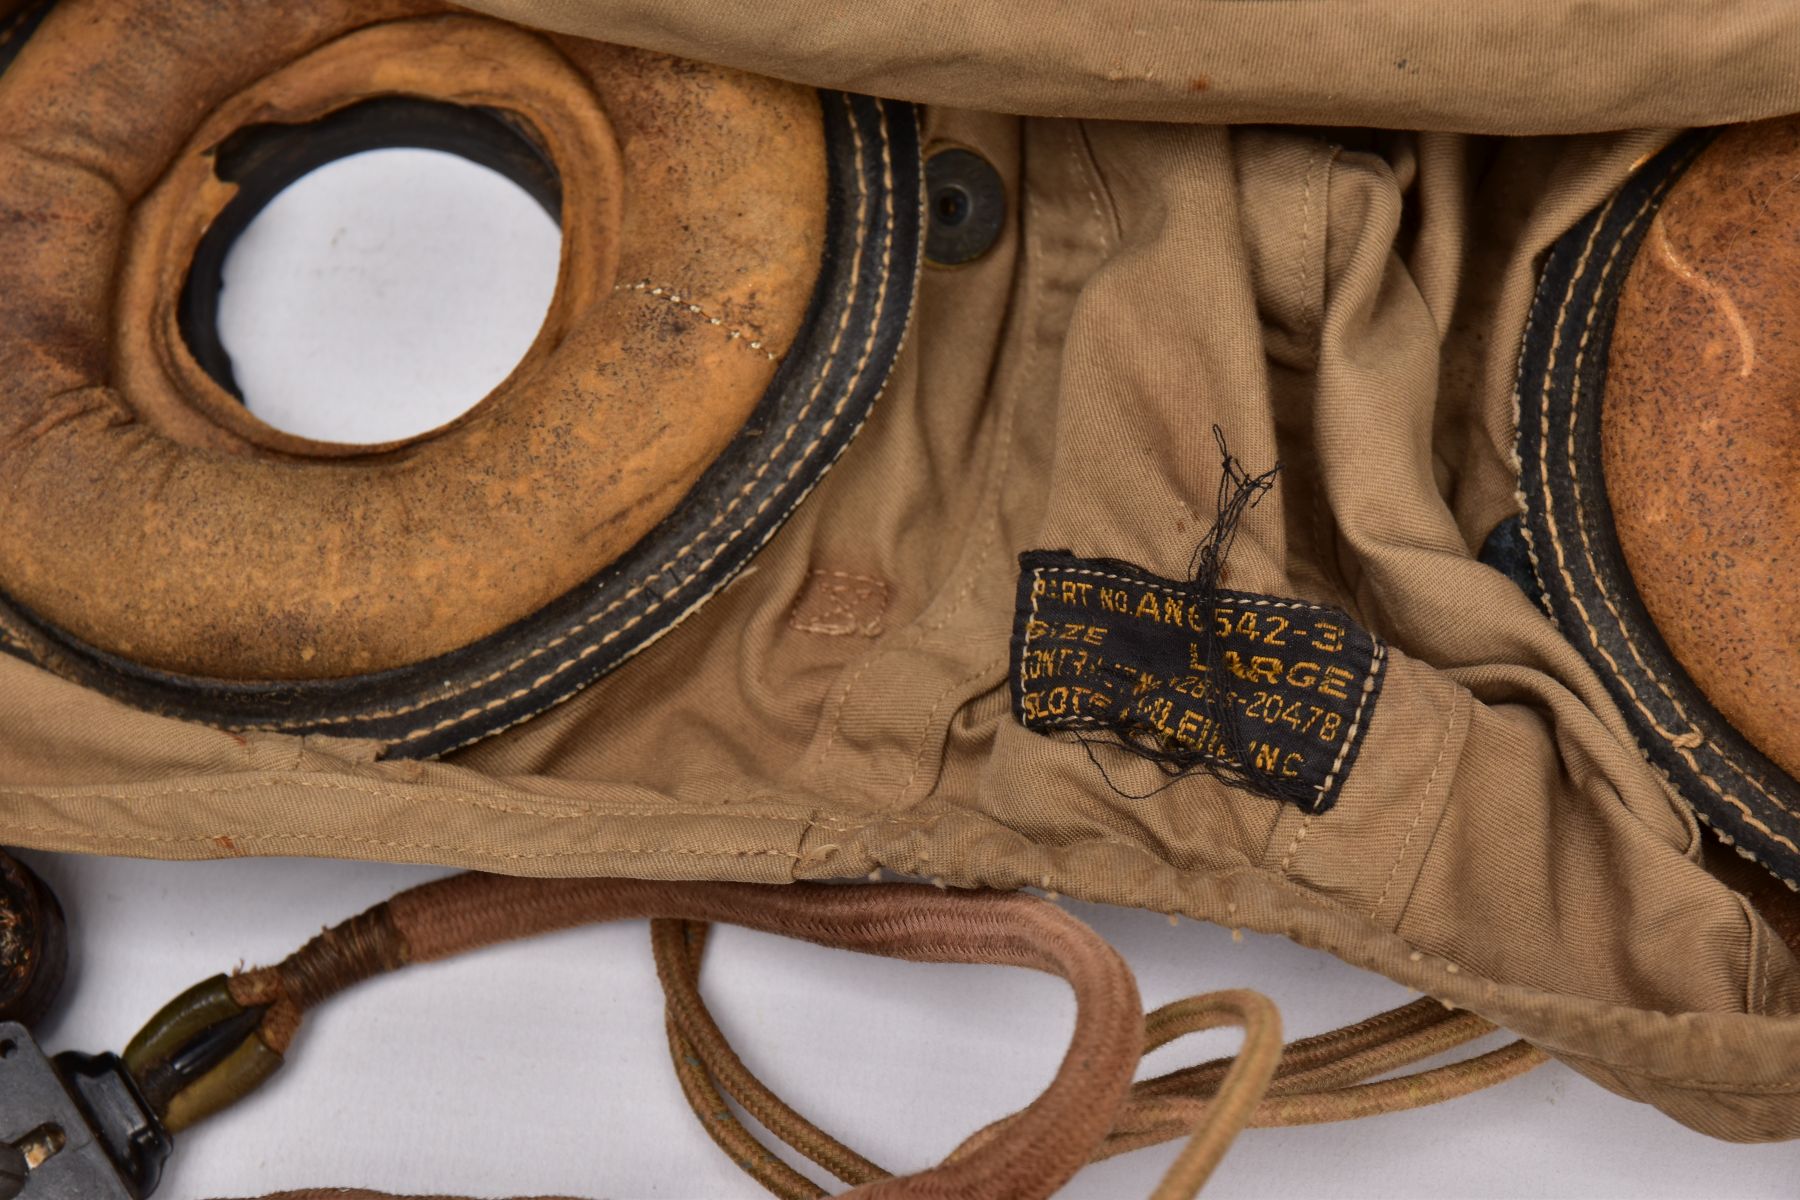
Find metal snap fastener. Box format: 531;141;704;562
925;147;1004;265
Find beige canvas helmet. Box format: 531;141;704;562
6;0;1800;1195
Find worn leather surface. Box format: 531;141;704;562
1513;130;1800;888
0;0;920;755
1604;119;1800;784
0;1;823;681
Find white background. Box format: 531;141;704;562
21;150;1796;1199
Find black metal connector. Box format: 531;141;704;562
0;1022;170;1200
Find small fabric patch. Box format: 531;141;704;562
789;569;890;637
1010;551;1386;812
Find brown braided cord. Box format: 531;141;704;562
938;997;1503;1163
207;874;1160;1200
1127;994;1546;1138
1098;1043;1549;1162
1133;995;1491;1101
652;917;885;1197
667;1008;827;1200
196;874;1543;1200
1093;1005;1547;1162
657;918;842;1199
1142;990;1284;1199
655;918;1288;1195
654;920;1546;1195
231;905;408;1054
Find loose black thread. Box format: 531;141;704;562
1075;427;1317;808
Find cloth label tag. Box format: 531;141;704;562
1010;551;1386;812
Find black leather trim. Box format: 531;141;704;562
1512;129;1800;887
0;83;925;759
0;0;50;78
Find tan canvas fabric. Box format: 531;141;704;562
4;0;1800;1146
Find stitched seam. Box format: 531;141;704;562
1073;122;1121;253
790;573;888;636
228;94;889;742
793;614;884;637
0;780;825;826
1690;805;1799;887
6;825;800;861
1548;1047;1800;1095
1314;641;1382;805
1762;927;1774;1016
1278;814;1314;876
1527;148;1800;858
1512;223;1557;618
1528;190;1625;658
1561;165;1739;752
1371;688;1464;921
1564;226;1797;821
808;570;888;589
797;104;907;760
1532;159;1800;844
0;603;35;654
1298;144;1325;347
1757;902;1772;1016
825;805;1791;1095
382;92;886;746
895;657;1009;801
824;796;1711;1011
613;281;779;360
818;653;885;759
906;126;1053;641
1238;867;1787;1095
26;782;1784;1091
791;618;882;635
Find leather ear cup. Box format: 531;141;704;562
1601;121;1800;790
1511;122;1800;889
0;1;921;757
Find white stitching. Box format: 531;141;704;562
228;95;894;745
1525;146;1800;861
1315;641;1383;806
613;281;779;360
1372;688;1464;920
